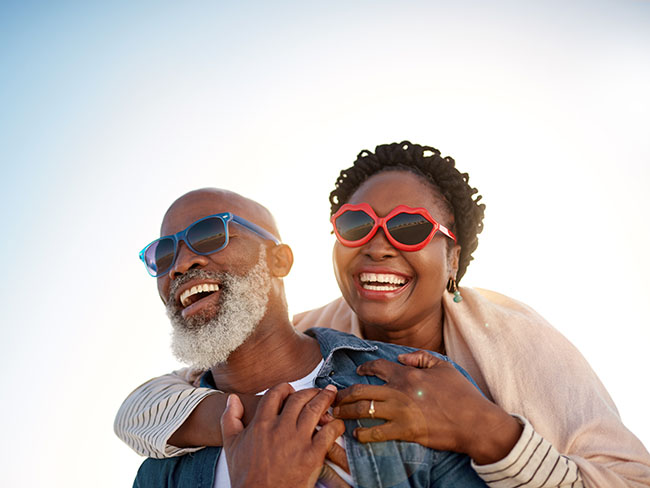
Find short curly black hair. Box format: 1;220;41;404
329;141;485;282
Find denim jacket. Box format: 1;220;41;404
134;327;487;488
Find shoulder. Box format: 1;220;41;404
447;286;568;344
458;287;549;320
307;327;477;386
447;287;621;422
133;448;221;488
446;286;585;367
306;326;418;356
292;297;354;332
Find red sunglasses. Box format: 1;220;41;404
331;203;456;251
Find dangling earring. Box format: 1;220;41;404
446;277;463;303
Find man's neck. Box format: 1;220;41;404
210;317;323;394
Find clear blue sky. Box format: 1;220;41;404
1;1;649;485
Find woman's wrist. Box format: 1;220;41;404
168;392;226;448
168;392;261;448
463;405;523;465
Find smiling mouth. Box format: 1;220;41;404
359;272;408;291
180;283;220;308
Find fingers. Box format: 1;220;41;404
335;384;391;407
221;394;244;445
397;350;442;368
295;385;338;433
280;387;321;421
325;441;350;475
353;422;404;444
313;418;346;457
255;383;295;421
333;398;381;420
318;410;336;426
318;464;352;488
356;358;399;381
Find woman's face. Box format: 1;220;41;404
333;170;460;331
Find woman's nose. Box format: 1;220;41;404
362;228;398;260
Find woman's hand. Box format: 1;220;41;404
332;350;522;464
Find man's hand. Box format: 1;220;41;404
221;383;345;488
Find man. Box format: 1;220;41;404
132;188;487;488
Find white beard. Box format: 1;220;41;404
167;246;271;369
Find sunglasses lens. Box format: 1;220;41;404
386;213;433;246
335;210;375;242
144;238;175;276
187;217;226;253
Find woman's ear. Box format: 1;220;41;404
448;244;461;276
268;243;294;278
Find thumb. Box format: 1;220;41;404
220;394;245;446
397;350;440;368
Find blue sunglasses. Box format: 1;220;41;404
139;212;281;277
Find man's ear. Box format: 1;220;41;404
268;243;293;278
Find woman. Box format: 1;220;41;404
116;142;650;487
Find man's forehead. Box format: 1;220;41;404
161;190;246;234
159;188;277;238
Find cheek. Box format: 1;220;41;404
332;244;353;288
413;247;450;285
157;277;170;302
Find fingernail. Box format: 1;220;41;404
332;407;340;416
325;384;337;392
226;394;234;407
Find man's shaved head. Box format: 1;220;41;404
161;188;281;240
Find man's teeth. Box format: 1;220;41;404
359;273;407;291
180;283;220;307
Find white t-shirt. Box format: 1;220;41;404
213;360;353;487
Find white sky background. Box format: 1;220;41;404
1;0;649;486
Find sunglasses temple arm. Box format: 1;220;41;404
439;225;457;243
232;215;281;244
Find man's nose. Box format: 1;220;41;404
168;242;210;279
362;227;398;260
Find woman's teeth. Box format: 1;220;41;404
359;272;407;291
180;283;220;307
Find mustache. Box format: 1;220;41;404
167;268;228;306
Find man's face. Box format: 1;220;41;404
156;190;274;368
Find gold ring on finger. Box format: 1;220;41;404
368;399;376;418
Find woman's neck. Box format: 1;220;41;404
360;307;446;354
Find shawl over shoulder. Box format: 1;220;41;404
292;287;650;487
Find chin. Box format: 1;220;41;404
355;307;403;330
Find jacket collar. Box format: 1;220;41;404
305;327;378;365
199;327;377;389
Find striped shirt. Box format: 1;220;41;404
472;415;583;488
114;373;584;487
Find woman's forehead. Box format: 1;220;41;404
349;170;449;217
